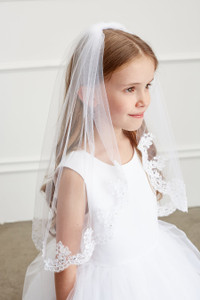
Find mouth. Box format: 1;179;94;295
128;112;144;118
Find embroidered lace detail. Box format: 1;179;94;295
93;178;128;244
137;132;188;216
157;200;176;217
44;227;96;272
137;132;168;192
32;218;46;251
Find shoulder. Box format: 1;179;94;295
61;166;84;185
57;152;88;203
58;167;86;207
58;150;91;183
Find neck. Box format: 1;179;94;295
93;125;128;153
113;127;126;145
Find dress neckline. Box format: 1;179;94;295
76;148;138;168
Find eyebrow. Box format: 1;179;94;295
121;77;154;87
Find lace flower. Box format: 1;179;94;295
44;227;96;272
137;132;187;216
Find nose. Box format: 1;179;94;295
136;90;150;107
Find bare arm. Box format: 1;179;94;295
54;265;77;300
54;167;87;300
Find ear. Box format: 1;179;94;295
78;86;98;108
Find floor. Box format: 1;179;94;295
0;207;200;300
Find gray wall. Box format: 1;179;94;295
0;0;200;223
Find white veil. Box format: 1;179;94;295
31;22;188;273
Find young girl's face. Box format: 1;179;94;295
104;56;155;134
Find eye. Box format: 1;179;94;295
146;83;152;89
126;87;135;93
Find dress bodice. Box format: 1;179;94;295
61;148;159;266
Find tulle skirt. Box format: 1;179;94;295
22;220;200;300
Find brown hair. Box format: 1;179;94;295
103;29;158;80
41;28;162;213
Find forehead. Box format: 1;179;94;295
108;56;155;85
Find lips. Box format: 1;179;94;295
128;112;144;117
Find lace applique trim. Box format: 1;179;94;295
43;227;96;272
32;218;46;251
157;200;176;217
137;132;188;216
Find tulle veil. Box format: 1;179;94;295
31;22;188;273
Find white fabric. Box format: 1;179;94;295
22;146;200;300
32;23;188;266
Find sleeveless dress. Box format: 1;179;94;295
22;148;200;300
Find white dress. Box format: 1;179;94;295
22;148;200;300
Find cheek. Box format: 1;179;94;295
108;93;129;116
111;102;127;115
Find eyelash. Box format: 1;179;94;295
126;83;152;93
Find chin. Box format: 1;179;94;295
123;123;143;132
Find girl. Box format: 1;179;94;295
22;22;200;300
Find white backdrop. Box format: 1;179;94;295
0;0;200;223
